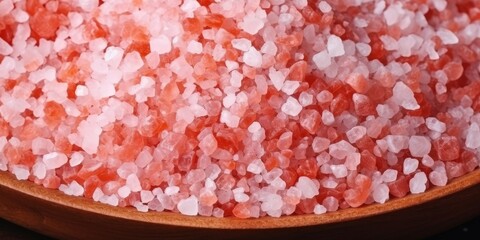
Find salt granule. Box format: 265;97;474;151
177;196;199;216
409;172;428;194
327;35;345;57
295;176;319;198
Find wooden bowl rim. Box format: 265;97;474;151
0;169;479;229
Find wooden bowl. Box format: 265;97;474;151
0;169;479;240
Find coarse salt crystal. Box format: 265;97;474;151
187;40;203;54
232;38;252;52
281;97;303;117
177;196;199;216
43;152;68;170
409;136;431;157
409;172;427;194
243;47;263;68
327;35;345;57
437;28;459;45
313;50;332;70
425;117;446;133
295;176;319;198
126;174;142;192
313;204;327;214
318;1;332;13
392;82;420;110
403;158;419;175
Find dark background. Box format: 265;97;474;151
0;216;478;240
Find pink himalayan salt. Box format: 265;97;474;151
0;0;478;219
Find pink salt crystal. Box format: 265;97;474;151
32;137;55;155
408;136;431;157
120;51;144;73
403;158;419;175
316;90;333;103
126;174;142;192
422;155;435;168
261;41;278;55
281;97;302;117
425;117;446;133
313;50;331;70
243;47;263;68
281;81;301;95
317;1;332;13
429;170;448;186
0;38;13;56
345;153;361;170
32;162;47;179
135;150;153;168
322;110;335;125
117;162;138;179
372;183;389;203
77;120;102;154
69;181;85;196
295;176;319;198
329;140;357;159
384;135;409;153
346;126;367;144
43;152;68;170
240;12;265;35
327;35;345;57
322;196;339;212
104;46;124;69
330;165;348;178
0;0;13;17
299;92;314;106
409;172;427;194
312;137;330;153
261;194;283;212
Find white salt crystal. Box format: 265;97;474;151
372;184;390;203
313;50;331;70
433;0;447;11
32;162;47;179
43;152;68;170
243;47;263;68
220;110;240;128
181;0;200;15
330;165;348;178
0;38;13;55
465;123;480;149
12;8;29;23
327;35;345;57
232;38;252;52
261;194;283;212
392;82;420;110
177;196;199;216
299;92;313;106
380;35;398;51
187;40;203;54
281;81;301;95
260;41;278;55
89;38;107;52
247;159;265;174
409;172;427;194
70;181;84;196
397;35;417;57
295;176;319;198
240;12;265;35
229;70;243;88
425;117;446;133
329;140;356;159
383;3;401;26
403;158;419;175
313;204;327;215
31;137;55;155
437;28;459;45
105;195;119;206
269;69;285;91
78;0;98;12
385;135;409;153
421;155;435;168
322;110;335;125
120;51;144;73
346;126;367;143
104;46;124;68
356;42;372;57
78;119;102;154
0;0;13;17
382;169;398;183
140;190;155;203
345;153;361;170
248;122;261;133
69;152;84;167
281;97;303;117
408;136;431;157
318;1;332;13
75;85;89;97
312;137;330;153
126;174;142;192
92;188;104;201
429;170;448;186
135;150;153;168
165;186;180;196
145;52;160;69
12;166;29;180
68;12;83;28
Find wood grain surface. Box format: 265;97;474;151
0;169;479;240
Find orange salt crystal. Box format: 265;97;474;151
345;73;368;93
299;109;321;134
443;62;463;81
232;203;251;218
84;19;108;39
204;14;225;29
296;158;318;179
433;136;460;161
42;175;61;189
0;119;9;137
117;131;145;162
281;168;299;188
30;8;60;40
287;61;307;81
43;101;66;129
343;174;372;207
388;175;411;198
